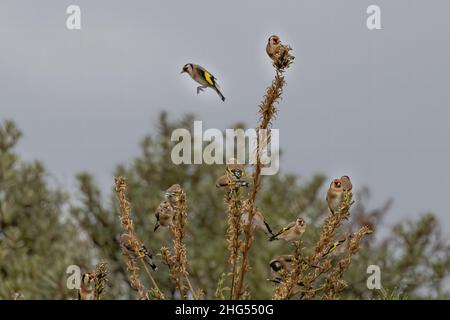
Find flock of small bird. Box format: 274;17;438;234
77;168;353;299
181;35;286;102
77;35;349;299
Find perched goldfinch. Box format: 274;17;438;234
165;184;183;208
120;233;157;271
154;200;175;231
215;174;249;190
322;235;353;257
266;35;282;62
241;209;274;237
326;178;345;214
269;218;306;242
181;63;225;101
78;273;95;300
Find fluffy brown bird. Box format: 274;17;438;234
326;178;345;215
78;273;95;300
269;218;306;242
165;184;183;207
120;233;157;271
154;200;175;231
266;35;282;62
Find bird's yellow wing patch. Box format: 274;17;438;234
204;71;214;86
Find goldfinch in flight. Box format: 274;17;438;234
120;233;157;271
241;209;274;237
181;63;226;101
78;273;95;300
266;35;282;62
154;200;175;232
326;176;352;215
269;217;306;242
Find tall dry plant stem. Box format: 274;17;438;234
224;189;244;299
161;188;199;300
115;176;165;299
233;44;294;299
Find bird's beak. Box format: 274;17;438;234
180;69;185;74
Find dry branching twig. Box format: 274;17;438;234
233;41;295;300
160;186;199;300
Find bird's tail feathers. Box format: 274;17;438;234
214;87;226;102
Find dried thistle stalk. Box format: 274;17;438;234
163;187;199;300
224;189;244;299
234;42;294;300
115;176;164;300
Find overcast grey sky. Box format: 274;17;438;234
1;0;449;234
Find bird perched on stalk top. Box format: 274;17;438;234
266;35;282;62
326;176;352;215
181;63;226;101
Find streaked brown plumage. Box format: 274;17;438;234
165;184;183;207
154;200;175;231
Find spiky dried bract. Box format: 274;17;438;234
272;44;295;71
94;261;108;300
234;41;294;300
115;176;164;300
321;225;373;299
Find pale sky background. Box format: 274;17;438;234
1;1;449;235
